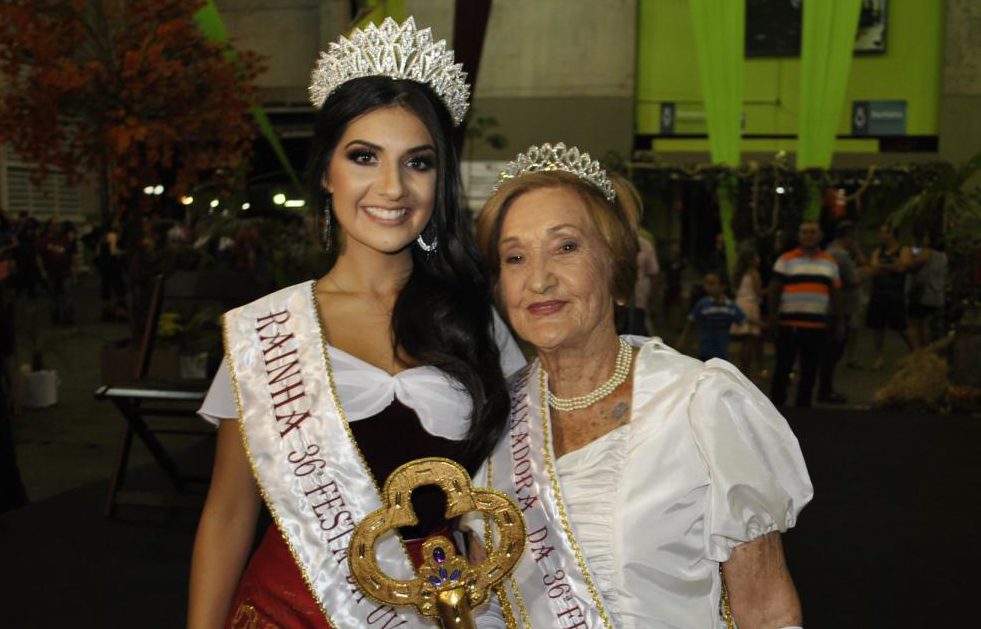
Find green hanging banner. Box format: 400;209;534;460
690;0;744;282
797;0;862;170
717;173;739;284
194;1;302;191
689;0;745;168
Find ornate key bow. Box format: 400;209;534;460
349;458;525;628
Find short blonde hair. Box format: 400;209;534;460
476;171;639;304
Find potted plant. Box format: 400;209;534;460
156;305;222;380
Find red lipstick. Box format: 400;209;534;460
527;300;566;315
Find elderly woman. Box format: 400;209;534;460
472;144;812;629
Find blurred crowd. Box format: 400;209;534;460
625;218;951;409
0;205;325;512
0;208;323;330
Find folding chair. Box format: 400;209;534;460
96;270;263;517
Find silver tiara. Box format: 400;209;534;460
494;142;616;202
308;17;470;126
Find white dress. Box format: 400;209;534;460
730;273;761;336
554;338;811;628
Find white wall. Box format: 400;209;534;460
479;0;635;99
216;0;334;102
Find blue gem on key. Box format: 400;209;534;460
433;547;446;564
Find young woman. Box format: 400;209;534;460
187;18;522;628
731;247;766;379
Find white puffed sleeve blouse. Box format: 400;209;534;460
556;337;813;628
198;310;526;437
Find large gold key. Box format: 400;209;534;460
348;458;525;628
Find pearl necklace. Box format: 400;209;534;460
547;337;633;412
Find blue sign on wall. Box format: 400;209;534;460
852;100;906;136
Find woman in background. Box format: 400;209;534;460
731;247;766;380
907;230;947;345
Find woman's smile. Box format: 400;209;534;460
361;205;410;224
527;300;567;316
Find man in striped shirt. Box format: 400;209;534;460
768;221;845;407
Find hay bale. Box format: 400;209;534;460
873;336;953;410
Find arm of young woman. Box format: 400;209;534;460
722;531;802;629
187;420;262;628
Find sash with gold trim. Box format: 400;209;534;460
223;281;432;628
485;363;614;628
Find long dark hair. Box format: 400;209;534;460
306;76;509;460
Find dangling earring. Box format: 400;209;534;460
321;196;332;250
415;229;438;253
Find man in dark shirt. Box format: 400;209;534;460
38;220;77;324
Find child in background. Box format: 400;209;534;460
677;272;747;362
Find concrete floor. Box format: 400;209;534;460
11;273;211;504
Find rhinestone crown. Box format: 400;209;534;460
494;142;616;202
308;17;470;125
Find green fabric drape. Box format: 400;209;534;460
690;0;744;281
194;1;301;190
798;0;862;168
798;0;861;219
717;174;738;283
689;0;744;168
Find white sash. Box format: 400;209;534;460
486;363;614;628
223;281;432;628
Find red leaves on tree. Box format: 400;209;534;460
0;0;265;209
